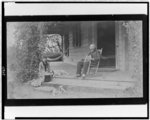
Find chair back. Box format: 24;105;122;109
97;48;103;58
87;48;103;74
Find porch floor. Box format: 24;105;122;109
7;62;137;99
48;62;135;90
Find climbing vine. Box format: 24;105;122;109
122;21;143;96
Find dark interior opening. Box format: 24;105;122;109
97;21;116;68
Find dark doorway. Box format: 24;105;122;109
97;21;116;67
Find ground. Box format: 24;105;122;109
7;61;137;99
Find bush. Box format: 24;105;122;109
14;22;64;82
15;22;42;82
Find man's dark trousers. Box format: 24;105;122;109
76;61;90;75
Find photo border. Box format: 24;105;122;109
2;1;149;119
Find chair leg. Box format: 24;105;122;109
87;62;91;75
95;67;98;74
87;67;90;75
95;62;100;74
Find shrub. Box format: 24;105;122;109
15;22;41;82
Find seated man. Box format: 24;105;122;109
76;44;100;79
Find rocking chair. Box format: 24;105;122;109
87;48;103;75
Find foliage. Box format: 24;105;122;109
122;21;143;96
15;22;42;82
122;21;142;80
14;22;65;82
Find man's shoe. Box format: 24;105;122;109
82;74;86;79
76;74;81;77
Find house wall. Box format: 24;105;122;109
126;21;143;93
118;21;143;77
117;21;143;95
66;22;97;63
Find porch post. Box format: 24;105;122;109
116;21;126;71
115;21;119;69
91;22;97;45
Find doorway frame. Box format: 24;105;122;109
96;21;117;69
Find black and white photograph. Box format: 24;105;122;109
2;2;148;119
7;20;145;99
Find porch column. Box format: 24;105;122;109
115;21;126;71
91;22;97;45
115;21;119;69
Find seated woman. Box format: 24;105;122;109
39;56;53;82
76;44;100;79
31;56;53;87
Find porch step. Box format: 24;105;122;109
42;78;135;90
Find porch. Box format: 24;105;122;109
32;21;142;98
7;59;136;99
28;61;135;98
43;61;135;88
